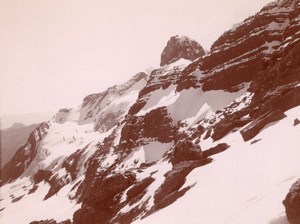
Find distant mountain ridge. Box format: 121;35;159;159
0;123;39;168
1;112;54;130
8;122;26;130
0;0;299;223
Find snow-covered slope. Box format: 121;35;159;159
135;106;300;224
0;72;148;223
0;1;299;224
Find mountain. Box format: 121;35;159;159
8;123;27;130
0;123;39;168
1;112;54;130
1;0;299;223
160;35;205;66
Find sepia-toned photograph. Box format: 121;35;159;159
1;0;299;223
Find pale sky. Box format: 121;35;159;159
1;0;273;119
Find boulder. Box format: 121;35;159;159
294;118;300;126
202;143;230;158
171;139;202;165
30;220;57;224
240;109;286;141
283;179;300;224
212;115;251;141
30;219;71;224
207;107;252;142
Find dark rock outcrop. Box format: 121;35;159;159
202;143;230;158
283;179;300;224
249;40;300;118
171;139;202;165
148;159;212;216
29;219;71;224
32;154;87;200
73;173;136;224
62;149;85;181
12;195;24;203
160;35;205;66
30;220;57;224
126;177;155;201
212;112;252;141
133;66;182;106
294;118;300;126
111;177;155;224
33;169;53;184
74;129;119;203
240;109;286;141
120;107;175;152
44;173;71;200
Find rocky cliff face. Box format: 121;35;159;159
177;0;300;92
160;35;205;66
1;0;299;223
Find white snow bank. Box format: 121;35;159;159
0;178;80;223
122;141;174;168
38;122;109;170
169;86;249;125
137;85;177;116
166;58;192;68
137;84;249;126
263;40;281;54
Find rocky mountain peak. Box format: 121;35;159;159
262;0;296;10
160;35;205;66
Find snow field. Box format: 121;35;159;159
0;177;80;223
135;106;300;224
138;83;249;127
1;112;112;223
122;141;174;169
